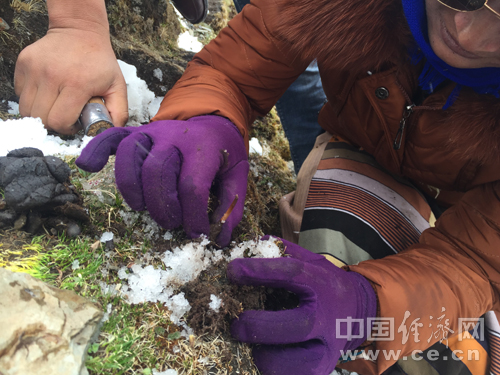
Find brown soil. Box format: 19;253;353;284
180;236;299;342
181;259;266;336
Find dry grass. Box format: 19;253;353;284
10;0;46;14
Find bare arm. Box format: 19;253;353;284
14;0;128;134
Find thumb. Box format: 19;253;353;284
76;127;132;172
47;88;88;135
103;81;129;127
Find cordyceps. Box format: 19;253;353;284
209;195;239;245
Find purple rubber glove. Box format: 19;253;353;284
227;236;377;375
76;115;249;246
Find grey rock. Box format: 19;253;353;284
0;150;77;212
0;268;104;375
45;155;72;183
7;147;44;158
0;208;17;228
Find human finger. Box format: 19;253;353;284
13;58;27;98
141;140;183;230
75;127;133;172
252;341;328;375
30;86;58;128
18;84;37;118
46;87;89;134
103;80;129;127
114;131;154;211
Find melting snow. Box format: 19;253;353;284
153;369;178;375
249;137;263;155
117;60;157;125
209;294;222;312
110;236;282;328
178;31;203;52
7;101;19;115
0;117;92;157
100;232;114;243
153;68;163;82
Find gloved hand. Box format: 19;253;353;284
227;236;377;375
76;115;249;246
0;147;76;212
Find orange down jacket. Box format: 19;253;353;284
152;0;500;373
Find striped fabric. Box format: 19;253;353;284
299;138;431;265
298;137;494;375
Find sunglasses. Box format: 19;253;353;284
437;0;500;18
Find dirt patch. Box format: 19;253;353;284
180;237;299;344
181;259;266;336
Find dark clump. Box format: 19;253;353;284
0;148;88;236
181;257;300;338
181;259;266;337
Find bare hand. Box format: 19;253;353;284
14;26;128;134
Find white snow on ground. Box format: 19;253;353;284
147;96;164;120
209;294;223;312
153;68;163;82
7;101;19;115
249;137;263;155
111;236;282;327
153;369;178;375
0;117;93;157
177;31;203;52
100;232;114;243
117;59;158;125
72;259;80;270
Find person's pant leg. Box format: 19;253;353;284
232;0;248;12
275;61;326;172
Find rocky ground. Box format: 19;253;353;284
0;1;297;374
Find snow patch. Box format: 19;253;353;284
100;232;114;243
7;101;19;115
153;369;178;375
148;96;164;120
153;68;163;82
118;59;156;125
165;292;191;324
114;237;282;327
102;303;113;323
0;117;92;157
209;294;222;312
249;137;263;155
178;31;203;52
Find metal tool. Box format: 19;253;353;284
79;97;114;136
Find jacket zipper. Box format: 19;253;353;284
393;78;441;151
393;104;415;150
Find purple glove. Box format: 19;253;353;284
76;115;249;246
227;237;377;375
